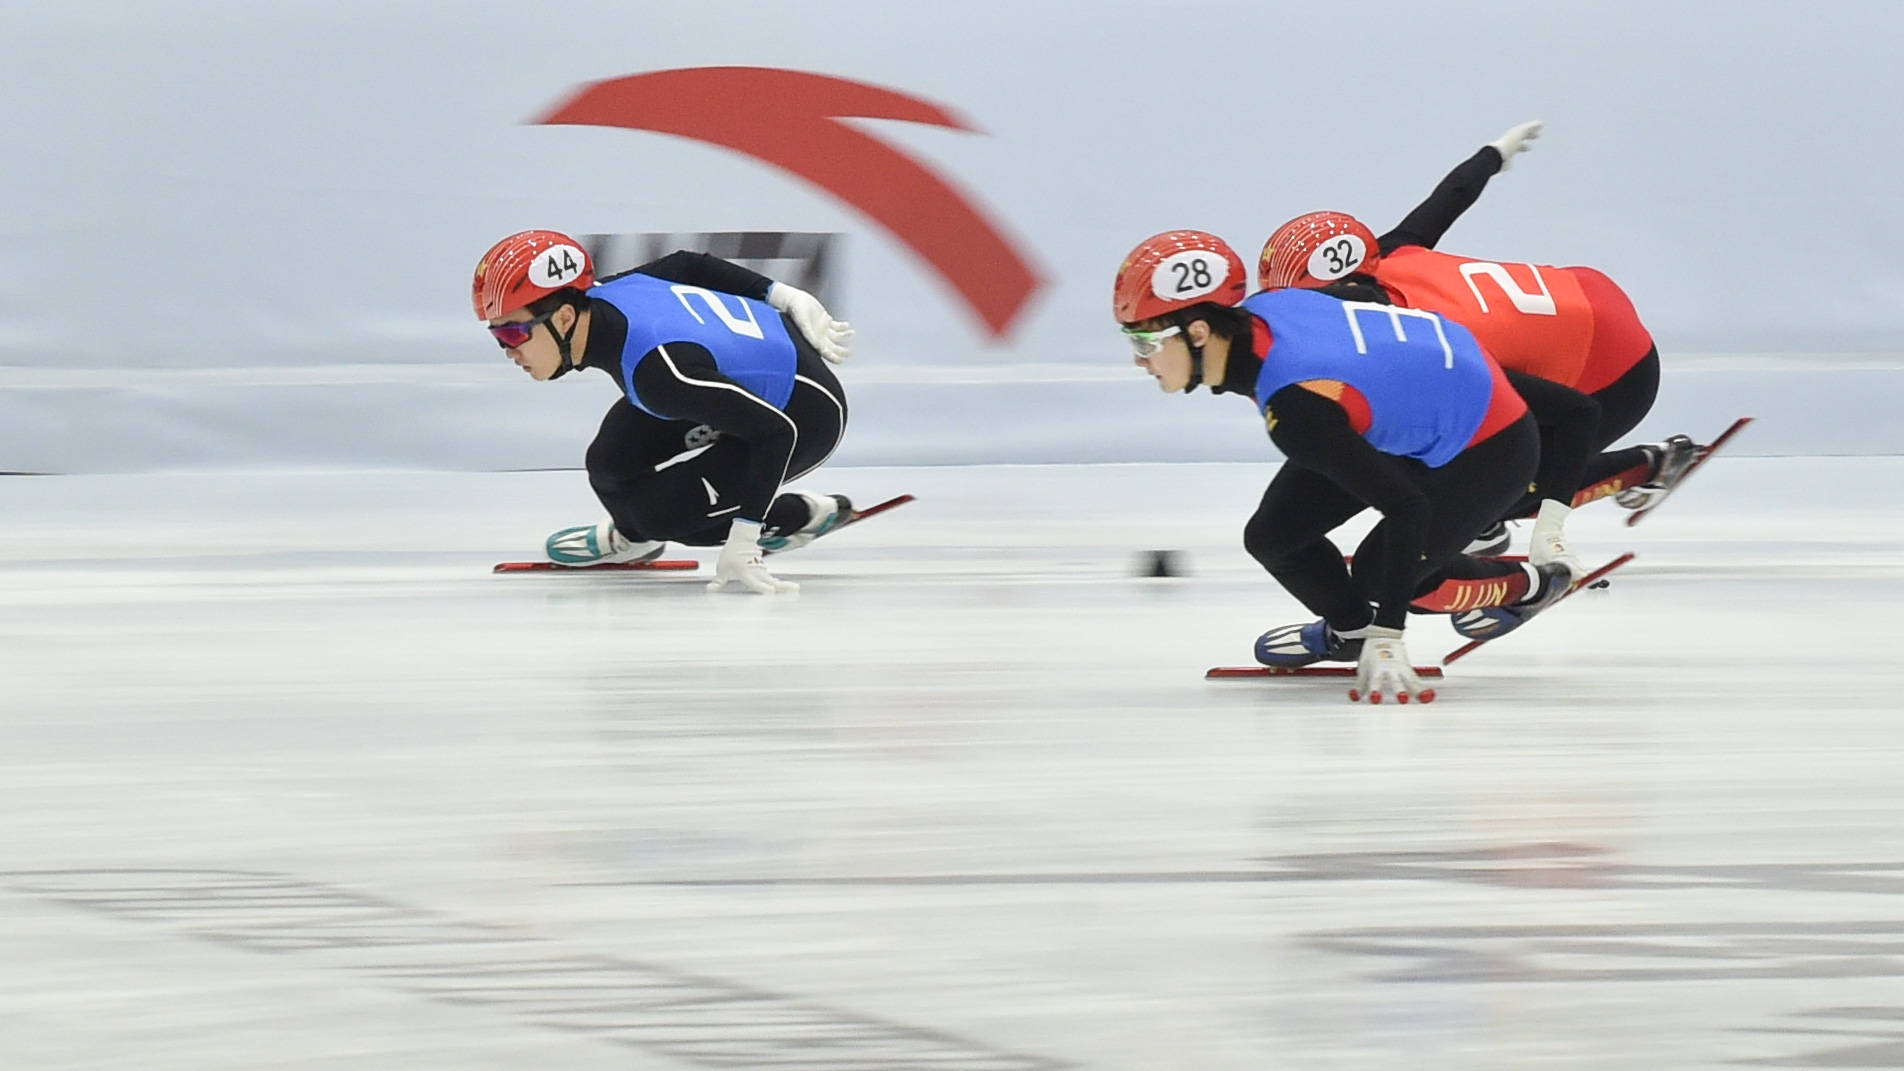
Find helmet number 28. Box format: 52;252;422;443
1150;248;1231;303
1171;257;1215;293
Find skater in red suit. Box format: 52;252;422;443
1259;122;1700;561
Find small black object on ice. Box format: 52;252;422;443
1136;549;1186;578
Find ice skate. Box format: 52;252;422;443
1449;562;1572;640
1615;435;1699;510
1254;618;1365;668
760;492;852;552
1463;521;1511;557
544;519;668;566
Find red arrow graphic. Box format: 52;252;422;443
535;66;1043;340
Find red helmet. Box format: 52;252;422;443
1112;230;1247;324
1258;211;1380;289
471;230;596;320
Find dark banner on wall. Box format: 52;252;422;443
582;232;843;314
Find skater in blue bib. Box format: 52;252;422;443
473;230;860;595
1113;230;1579;703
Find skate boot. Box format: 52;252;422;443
1616;435;1700;509
1450;562;1573;640
759;492;853;552
1463;521;1511;557
545;519;668;566
1254;618;1366;668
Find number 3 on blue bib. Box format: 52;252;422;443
1338;301;1456;369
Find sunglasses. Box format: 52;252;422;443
1123;324;1182;358
487;308;559;349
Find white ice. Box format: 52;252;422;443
3;457;1903;1070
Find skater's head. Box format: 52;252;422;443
1258;211;1380;290
473;230;596;380
488;290;593;381
1121;302;1252;394
1114;230;1247;394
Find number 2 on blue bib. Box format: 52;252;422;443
671;285;765;339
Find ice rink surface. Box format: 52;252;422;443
4;456;1903;1070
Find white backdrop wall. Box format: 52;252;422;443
3;0;1901;471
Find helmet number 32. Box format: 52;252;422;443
1307;235;1366;281
1150;250;1230;302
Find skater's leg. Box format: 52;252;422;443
1244;463;1373;631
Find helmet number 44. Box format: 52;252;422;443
530;246;587;288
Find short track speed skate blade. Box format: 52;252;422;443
492;560;698;574
1206;665;1444;680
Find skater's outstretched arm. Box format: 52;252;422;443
630;252;852;364
624;250;774;298
1378;121;1542;255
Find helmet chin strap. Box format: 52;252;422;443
547;303;581;380
1182;326;1205;394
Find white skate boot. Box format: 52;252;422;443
1616;435;1700;510
544;519;668;567
759;492;853;552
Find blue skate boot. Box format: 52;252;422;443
1255;618;1367;668
1450;562;1573;640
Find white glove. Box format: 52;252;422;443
767;282;853;364
1488;119;1543;170
1527;498;1586;585
707;519;799;595
1350;626;1436;704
